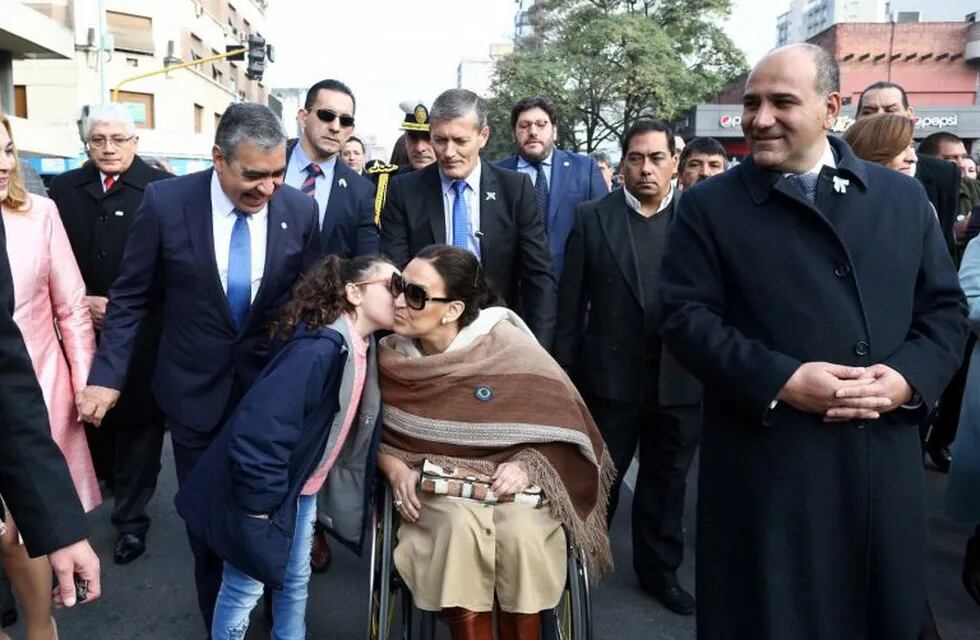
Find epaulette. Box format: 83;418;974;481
368;162;400;226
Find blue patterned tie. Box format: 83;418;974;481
226;209;251;330
790;172;818;203
451;180;470;251
531;161;550;233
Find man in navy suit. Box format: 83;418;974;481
496;96;607;280
77;102;320;632
285;78;378;258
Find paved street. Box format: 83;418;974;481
9;435;977;639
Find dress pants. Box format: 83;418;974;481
86;407;165;536
586;395;700;589
927;333;975;450
171;424;225;636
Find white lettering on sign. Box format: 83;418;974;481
833;114;957;133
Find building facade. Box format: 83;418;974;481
10;0;271;174
689;18;980;159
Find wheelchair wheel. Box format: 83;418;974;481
366;483;437;640
367;484;398;639
541;543;593;640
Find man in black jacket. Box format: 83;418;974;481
380;88;556;348
661;44;967;640
0;215;101;608
48;103;171;566
556;117;701;615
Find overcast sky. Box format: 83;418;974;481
264;0;781;156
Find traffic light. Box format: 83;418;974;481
245;35;266;81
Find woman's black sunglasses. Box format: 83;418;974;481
390;273;454;311
315;109;355;128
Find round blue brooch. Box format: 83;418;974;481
474;385;495;402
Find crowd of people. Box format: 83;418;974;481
0;40;978;640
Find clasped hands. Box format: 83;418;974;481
777;362;914;422
75;385;121;427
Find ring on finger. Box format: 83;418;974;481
393;499;403;508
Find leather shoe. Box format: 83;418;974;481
310;524;332;573
113;533;146;565
639;577;695;616
926;444;952;473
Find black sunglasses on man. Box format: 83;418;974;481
315;109;355;128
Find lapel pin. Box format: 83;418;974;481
281;221;288;230
114;210;125;217
485;192;496;201
563;161;570;167
338;178;348;188
832;176;850;194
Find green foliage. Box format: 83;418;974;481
486;0;748;157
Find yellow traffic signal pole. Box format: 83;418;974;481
111;48;246;102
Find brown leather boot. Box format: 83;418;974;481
443;607;494;640
497;610;541;640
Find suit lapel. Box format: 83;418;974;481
478;164;501;263
246;196;286;328
185;171;237;331
597;190;642;307
547;150;567;225
319;163;345;246
424;166;447;244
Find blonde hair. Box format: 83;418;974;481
0;113;29;211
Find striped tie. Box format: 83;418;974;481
302;163;322;197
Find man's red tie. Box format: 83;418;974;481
104;175;117;191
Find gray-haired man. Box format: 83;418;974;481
380;88;557;348
49;103;173;566
77;102;321;631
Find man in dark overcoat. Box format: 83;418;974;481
48;103;171;565
659;44;969;640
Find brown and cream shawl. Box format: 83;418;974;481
379;308;615;576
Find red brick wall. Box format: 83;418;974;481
712;22;978;107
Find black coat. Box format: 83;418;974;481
380;162;557;348
555;190;700;406
49;156;172;423
659;137;968;640
0;216;88;557
915;154;960;257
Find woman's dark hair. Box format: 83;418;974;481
272;254;392;340
389;133;409;165
415;245;500;328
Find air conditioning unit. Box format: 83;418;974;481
895;11;920;23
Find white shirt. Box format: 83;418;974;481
624;184;674;216
284;142;336;230
210;171;267;302
439;161;483;258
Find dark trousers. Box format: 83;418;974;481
586;395;700;588
171;426;224;636
927;333;975;449
86;408;165;536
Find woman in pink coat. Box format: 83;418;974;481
0;114;100;640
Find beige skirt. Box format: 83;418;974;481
393;493;566;613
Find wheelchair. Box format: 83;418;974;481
366;482;593;639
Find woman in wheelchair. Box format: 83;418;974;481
176;255;398;639
377;245;614;640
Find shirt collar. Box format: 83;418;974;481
210;169;268;220
293;141;337;175
623;183;674;215
343;313;369;357
516;149;554;170
440;160;482;196
786;138;837;177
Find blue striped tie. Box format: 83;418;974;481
451;180;470;251
226;209;251;330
